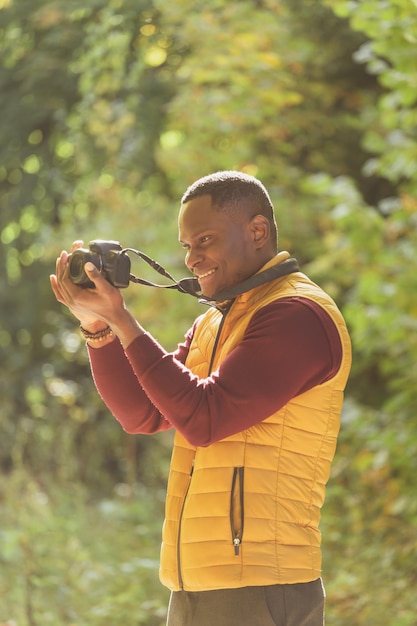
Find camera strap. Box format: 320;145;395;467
123;248;202;296
123;248;299;304
201;258;299;303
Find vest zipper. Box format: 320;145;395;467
177;305;232;584
177;460;194;589
207;303;232;374
230;466;244;556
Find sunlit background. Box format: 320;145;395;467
1;0;416;624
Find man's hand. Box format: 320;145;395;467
50;241;145;348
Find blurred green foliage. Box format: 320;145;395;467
0;471;170;624
1;0;416;623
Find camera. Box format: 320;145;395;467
69;240;131;288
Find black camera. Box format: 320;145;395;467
68;240;131;288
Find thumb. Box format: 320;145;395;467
84;261;103;284
84;261;109;288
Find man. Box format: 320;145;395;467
51;170;351;626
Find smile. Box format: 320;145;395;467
197;269;216;279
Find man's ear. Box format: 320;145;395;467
250;214;270;248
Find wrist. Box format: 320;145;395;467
80;324;114;343
110;311;145;349
79;320;108;333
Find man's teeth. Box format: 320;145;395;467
198;269;216;279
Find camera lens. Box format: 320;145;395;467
69;249;96;287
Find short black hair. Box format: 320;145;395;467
181;170;278;249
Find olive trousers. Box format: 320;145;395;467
166;578;325;626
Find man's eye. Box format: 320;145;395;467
200;236;210;244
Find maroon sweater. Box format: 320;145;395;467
88;297;342;447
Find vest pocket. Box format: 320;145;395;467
230;466;244;556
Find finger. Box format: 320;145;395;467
50;273;67;305
71;240;84;253
55;251;84;303
84;261;109;289
49;274;58;297
55;251;69;283
50;275;63;303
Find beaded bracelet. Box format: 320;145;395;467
80;325;113;342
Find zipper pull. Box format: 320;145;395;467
233;537;241;556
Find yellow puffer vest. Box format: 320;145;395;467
159;254;352;591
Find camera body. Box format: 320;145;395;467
69;240;131;288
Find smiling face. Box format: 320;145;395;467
178;194;273;298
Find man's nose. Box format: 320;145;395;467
186;247;203;271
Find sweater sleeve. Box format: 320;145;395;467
123;297;342;446
86;331;192;435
